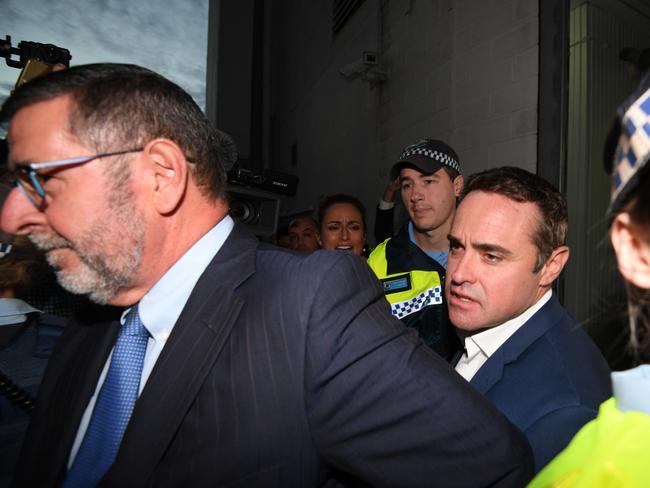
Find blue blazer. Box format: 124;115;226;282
470;294;611;473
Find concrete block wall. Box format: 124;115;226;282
269;0;383;227
268;0;540;243
378;0;540;182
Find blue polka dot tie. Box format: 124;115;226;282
63;305;149;487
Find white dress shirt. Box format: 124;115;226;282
378;199;395;210
455;290;552;381
68;215;234;467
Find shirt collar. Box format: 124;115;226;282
0;298;41;326
121;215;235;344
462;289;553;358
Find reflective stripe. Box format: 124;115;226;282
368;238;445;319
390;286;443;319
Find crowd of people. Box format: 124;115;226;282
277;142;613;474
0;61;648;487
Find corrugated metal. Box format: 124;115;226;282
565;0;650;343
332;0;365;33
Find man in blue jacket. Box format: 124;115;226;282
447;166;612;473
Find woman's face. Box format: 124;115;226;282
320;202;365;255
611;210;650;290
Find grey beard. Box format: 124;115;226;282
28;221;144;305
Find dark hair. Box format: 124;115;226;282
0;63;226;200
619;171;650;356
288;214;319;230
604;75;650;358
0;237;49;297
461;166;568;272
442;166;460;182
318;194;367;232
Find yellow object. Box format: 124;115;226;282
367;239;443;320
529;397;650;487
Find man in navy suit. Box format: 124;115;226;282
446;166;611;473
0;64;532;487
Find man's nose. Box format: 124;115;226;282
448;251;473;285
0;186;47;235
410;185;423;202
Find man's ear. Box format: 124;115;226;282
453;175;464;197
611;212;650;289
539;245;570;287
143;139;189;215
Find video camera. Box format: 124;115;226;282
0;35;298;239
1;35;71;87
227;168;299;238
214;130;298;238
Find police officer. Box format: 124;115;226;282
368;139;463;361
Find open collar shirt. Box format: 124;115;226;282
455;289;552;382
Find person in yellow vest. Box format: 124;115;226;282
368;139;463;361
530;76;650;487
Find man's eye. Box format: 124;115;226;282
327;225;339;231
485;253;501;263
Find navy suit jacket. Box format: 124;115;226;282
13;223;532;487
469;294;611;472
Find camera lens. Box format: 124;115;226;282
229;199;260;224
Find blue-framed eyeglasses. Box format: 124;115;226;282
10;148;143;208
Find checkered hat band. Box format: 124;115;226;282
0;243;13;259
390;286;443;319
612;86;650;204
400;148;460;172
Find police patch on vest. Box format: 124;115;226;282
391;286;443;319
381;273;411;294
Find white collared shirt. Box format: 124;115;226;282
68;215;234;467
454;290;552;381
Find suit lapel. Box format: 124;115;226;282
104;223;258;486
469;348;505;394
41;319;120;483
470;295;564;395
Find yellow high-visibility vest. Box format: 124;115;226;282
529;397;650;487
368;239;443;320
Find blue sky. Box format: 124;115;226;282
0;0;209;110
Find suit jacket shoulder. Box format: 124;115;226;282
15;223;534;487
471;295;612;471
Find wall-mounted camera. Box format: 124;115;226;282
339;51;388;85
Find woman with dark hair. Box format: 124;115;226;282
318;193;367;257
530;78;650;487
